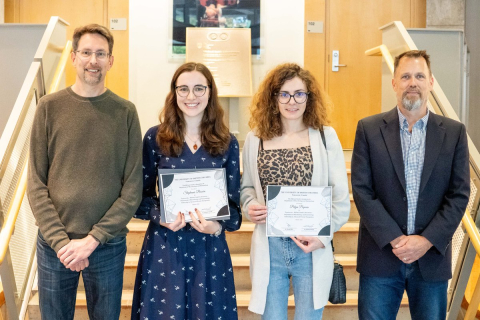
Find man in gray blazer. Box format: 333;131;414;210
352;50;470;320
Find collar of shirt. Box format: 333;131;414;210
397;107;430;132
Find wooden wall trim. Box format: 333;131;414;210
411;0;427;28
304;0;326;88
4;0;19;22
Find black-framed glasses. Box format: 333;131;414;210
175;85;209;97
275;91;309;104
75;50;111;60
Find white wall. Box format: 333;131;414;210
1;0;4;23
130;0;305;141
466;0;480;147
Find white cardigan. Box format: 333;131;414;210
240;127;350;314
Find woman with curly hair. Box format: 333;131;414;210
240;63;350;319
132;62;241;320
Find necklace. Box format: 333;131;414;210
185;132;200;150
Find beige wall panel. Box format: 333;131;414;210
304;0;326;88
322;0;425;148
412;0;427;28
107;0;129;99
13;0;104;88
6;0;129;99
4;0;19;22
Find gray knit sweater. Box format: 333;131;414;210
28;87;142;253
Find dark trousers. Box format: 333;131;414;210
358;261;447;320
36;232;126;320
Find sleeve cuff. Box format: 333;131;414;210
52;238;71;254
89;229;108;245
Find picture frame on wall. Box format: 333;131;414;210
171;0;261;56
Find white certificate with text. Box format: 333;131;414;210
266;186;332;237
159;169;230;223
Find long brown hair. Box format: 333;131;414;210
249;63;330;140
157;62;230;156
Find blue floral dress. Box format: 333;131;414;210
131;125;241;320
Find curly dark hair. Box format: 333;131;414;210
157;62;230;157
249;63;330;140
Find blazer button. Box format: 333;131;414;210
402;225;407;230
403;197;406;201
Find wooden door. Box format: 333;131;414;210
305;0;425;149
5;0;129;99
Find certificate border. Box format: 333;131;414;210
266;185;332;237
158;168;231;223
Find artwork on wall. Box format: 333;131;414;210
172;0;261;56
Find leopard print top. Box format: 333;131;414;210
257;140;314;198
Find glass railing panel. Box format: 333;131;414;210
0;24;47;139
0;62;42;319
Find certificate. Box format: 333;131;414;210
158;169;230;223
266;186;332;237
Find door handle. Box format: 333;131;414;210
332;50;347;72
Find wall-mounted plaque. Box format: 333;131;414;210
172;0;261;56
186;27;252;97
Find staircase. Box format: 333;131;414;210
27;161;412;319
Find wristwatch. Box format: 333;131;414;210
214;224;223;236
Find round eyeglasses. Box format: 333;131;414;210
175;85;209;97
275;91;309;104
75;50;111;60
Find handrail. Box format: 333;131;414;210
0;159;28;266
48;40;72;94
0;39;71;267
463;211;480;255
462;211;480;319
365;44;394;74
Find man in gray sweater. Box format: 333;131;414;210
28;24;142;320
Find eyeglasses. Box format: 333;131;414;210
275;91;309;104
75;50;111;60
175;85;209;97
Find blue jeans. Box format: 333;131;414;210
358;261;447;320
36;232;126;320
262;237;324;320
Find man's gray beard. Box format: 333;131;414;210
402;96;423;111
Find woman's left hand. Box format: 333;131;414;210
291;236;325;253
189;208;222;235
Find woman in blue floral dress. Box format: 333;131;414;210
131;62;241;320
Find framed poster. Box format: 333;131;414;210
172;0;261;56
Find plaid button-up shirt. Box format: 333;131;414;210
398;108;429;235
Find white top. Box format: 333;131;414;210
240;126;351;314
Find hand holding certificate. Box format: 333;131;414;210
159;168;230;223
266;186;332;237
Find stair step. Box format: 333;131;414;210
80;253;256;291
127;220;360;254
347;164;352;193
238;290;407;308
28;289;409;320
101;252;361;292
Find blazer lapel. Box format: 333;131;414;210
419;113;445;194
380;108;406;191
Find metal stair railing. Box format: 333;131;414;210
0;35;71;320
